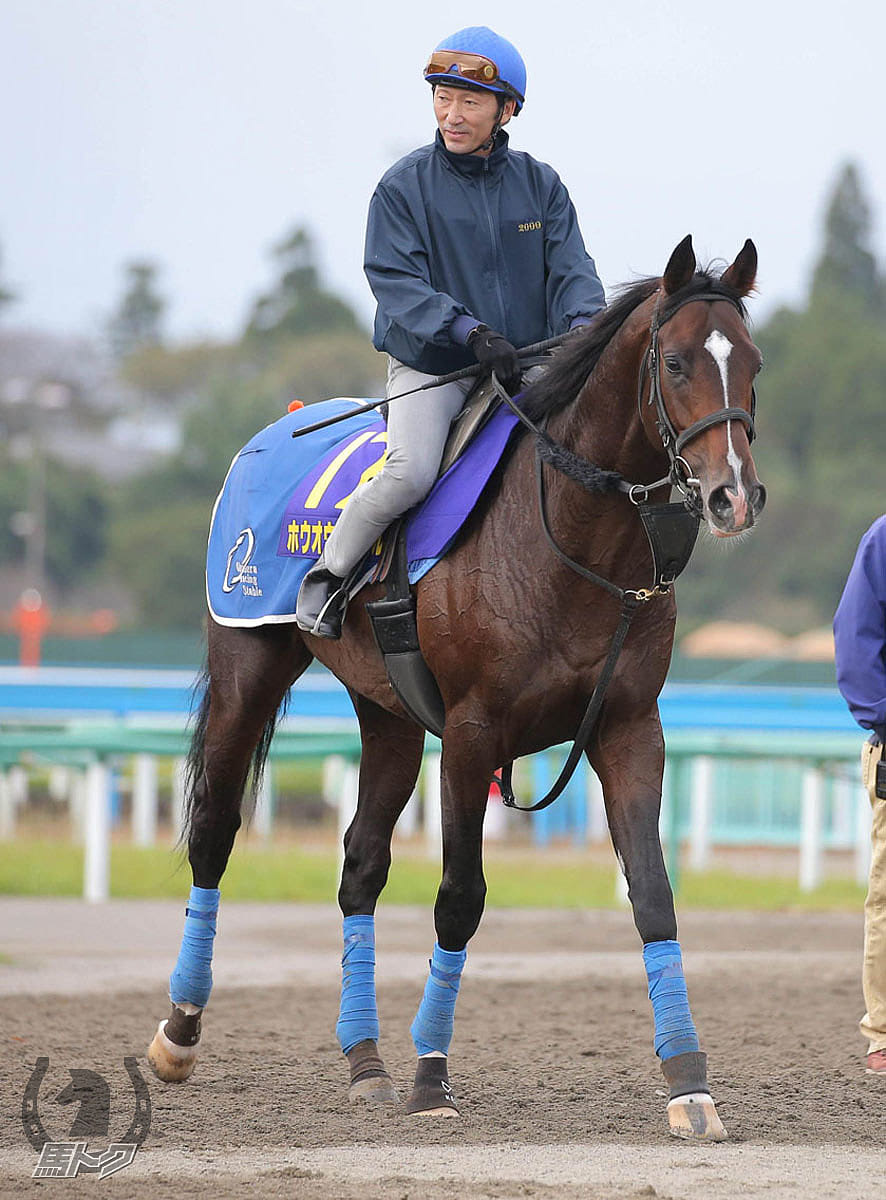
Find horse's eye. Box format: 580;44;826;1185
664;356;682;376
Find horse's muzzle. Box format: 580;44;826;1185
706;481;766;535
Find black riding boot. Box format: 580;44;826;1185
295;563;348;639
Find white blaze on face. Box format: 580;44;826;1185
703;329;745;500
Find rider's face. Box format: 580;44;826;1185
433;85;514;156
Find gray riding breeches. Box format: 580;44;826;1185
321;357;475;579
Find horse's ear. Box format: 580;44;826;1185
662;235;696;295
721;239;758;296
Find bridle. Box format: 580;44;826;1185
633;290;757;511
495;288;758;517
495;286;761;813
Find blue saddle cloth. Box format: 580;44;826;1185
207;398;519;626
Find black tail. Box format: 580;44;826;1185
179;660;290;849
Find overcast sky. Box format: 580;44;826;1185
2;0;883;344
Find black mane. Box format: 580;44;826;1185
520;269;748;422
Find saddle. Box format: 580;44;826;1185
438;375;501;474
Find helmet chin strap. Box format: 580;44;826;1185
477;96;507;154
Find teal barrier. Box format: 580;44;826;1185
529;728;862;860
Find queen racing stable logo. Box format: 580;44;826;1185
222;528;263;597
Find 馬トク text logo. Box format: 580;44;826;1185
22;1056;151;1180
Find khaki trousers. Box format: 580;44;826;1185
860;737;886;1052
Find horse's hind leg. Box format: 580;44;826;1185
590;706;727;1142
148;621;310;1083
335;695;425;1105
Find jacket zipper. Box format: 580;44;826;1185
481;158;508;333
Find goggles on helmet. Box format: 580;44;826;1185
424;51;524;103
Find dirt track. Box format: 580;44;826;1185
1;900;884;1198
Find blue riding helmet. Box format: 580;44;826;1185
424;26;526;113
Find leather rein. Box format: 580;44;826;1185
494;290;757;812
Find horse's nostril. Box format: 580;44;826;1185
751;483;767;514
708;486;733;522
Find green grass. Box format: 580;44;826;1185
0;837;868;911
676;867;867;910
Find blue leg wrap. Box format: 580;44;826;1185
336;914;379;1054
643;939;700;1061
169;885;219;1008
410;943;467;1057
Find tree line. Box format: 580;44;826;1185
676;162;886;633
0;227;384;626
0;164;883;634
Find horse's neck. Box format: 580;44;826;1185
539;312;669;576
551;312;665;486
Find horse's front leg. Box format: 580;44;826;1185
406;734;490;1117
336;696;426;1105
591;705;728;1142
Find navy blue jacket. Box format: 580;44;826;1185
364;131;605;376
834;515;886;741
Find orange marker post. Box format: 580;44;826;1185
12;589;51;667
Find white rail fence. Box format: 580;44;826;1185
0;737;870;903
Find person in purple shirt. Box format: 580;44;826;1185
833;514;886;1075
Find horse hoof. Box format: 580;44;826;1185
345;1039;398;1106
405;1056;459;1118
148;1020;199;1081
147;1004;202;1082
408;1104;460;1119
667;1092;728;1141
349;1075;399;1105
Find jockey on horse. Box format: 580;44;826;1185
295;25;606;638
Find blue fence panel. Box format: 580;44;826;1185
531;756;589;846
0;666;865;852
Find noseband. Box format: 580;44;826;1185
636;291;757;508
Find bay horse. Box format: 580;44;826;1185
147;235;765;1141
